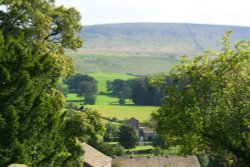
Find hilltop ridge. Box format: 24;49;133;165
80;23;250;55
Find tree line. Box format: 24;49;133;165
107;77;165;105
62;74;165;106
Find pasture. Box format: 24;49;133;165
67;93;158;122
66;72;158;122
89;72;135;93
68;51;180;76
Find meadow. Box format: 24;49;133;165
68;51;180;76
67;93;158;122
66;72;159;122
88;72;135;93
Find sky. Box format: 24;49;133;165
56;0;250;27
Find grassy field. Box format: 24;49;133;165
68;51;180;76
67;93;158;122
129;145;154;152
86;105;158;122
67;94;119;105
66;72;158;122
88;72;135;93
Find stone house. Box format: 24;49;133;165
81;143;112;167
139;126;156;142
128;117;140;129
127;117;156;142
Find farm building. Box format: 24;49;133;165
113;155;201;167
81;143;112;167
128;117;140;129
128;117;157;142
139;126;156;142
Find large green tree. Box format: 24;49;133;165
118;124;139;149
128;77;164;106
0;0;84;166
65;74;98;104
152;32;250;166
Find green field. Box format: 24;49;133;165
88;72;135;93
68;51;180;76
67;93;158;122
86;105;158;122
129;145;154;152
66;72;158;122
67;93;130;105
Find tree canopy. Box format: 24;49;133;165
152;32;250;166
65;74;98;104
0;0;86;166
107;77;164;105
118;124;139;149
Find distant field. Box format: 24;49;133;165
66;72;159;122
68;51;180;75
88;72;135;93
67;93;157;122
67;93;130;105
85;105;158;122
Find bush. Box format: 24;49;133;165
95;143;125;156
198;155;226;167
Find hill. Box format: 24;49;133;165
80;23;250;56
68;51;179;75
68;23;250;75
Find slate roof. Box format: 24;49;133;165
81;143;112;167
112;155;201;167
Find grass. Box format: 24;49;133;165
67;92;158;121
86;105;158;122
128;145;154;152
66;72;159;122
68;51;180;76
67;93;133;105
88;72;134;93
66;93;158;122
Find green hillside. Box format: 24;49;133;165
81;23;250;55
68;51;180;75
67;23;250;75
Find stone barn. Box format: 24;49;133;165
81;143;112;167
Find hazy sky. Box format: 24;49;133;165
56;0;250;27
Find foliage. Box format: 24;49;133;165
128;77;165;105
107;79;132;104
153;146;164;156
107;77;165;106
64;109;105;146
65;74;98;104
56;83;69;97
0;0;84;166
198;154;226;167
153;135;169;149
118;124;139;149
103;123;119;142
94;142;125;156
152;32;250;166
